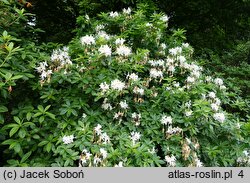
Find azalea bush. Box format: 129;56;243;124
1;5;249;167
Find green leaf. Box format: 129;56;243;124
14;116;21;125
18;128;26;138
10;126;19;137
10;75;23;80
44;105;51;111
46;142;52;153
21;151;32;163
13;143;21;153
46;112;55;120
0;105;8;113
26;112;32;121
37;105;44;112
38;141;48;147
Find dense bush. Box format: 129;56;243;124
1;5;249;167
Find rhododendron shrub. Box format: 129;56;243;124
2;7;249;167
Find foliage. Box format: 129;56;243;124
1;5;249;167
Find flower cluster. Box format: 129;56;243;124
62;135;74;144
165;155;176;167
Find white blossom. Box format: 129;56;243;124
187;76;195;83
116;45;132;56
93;156;102;166
94;124;102;135
208;92;216;99
130;131;141;145
185;110;193;117
97;31;110;40
100;82;110;92
115;38;125;45
160;15;169;22
114;161;123;167
169;47;182;55
100;148;108;159
161;115;172;125
95;24;105;32
62;135;74;144
161;43;167;49
80;35;95;45
119;100;128;109
165;155;176;167
150;68;163;79
213;113;225;123
182;43;189;48
109;11;119;18
195;158;203;167
98;45;112;57
214;78;224;86
128;73;139;81
211;103;219;111
100;132;110;144
123;7;131;14
111;79;126;91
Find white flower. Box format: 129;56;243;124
36;61;48;73
160;15;169;22
94;124;102;135
213;113;225;123
161;115;172;125
130;131;141;145
62;135;74;144
40;70;52;80
187;76;195;83
214;78;223;86
133;87;144;95
161;43;167;49
119;100;128;109
85;152;92;160
165;155;176;167
195;158;203;167
100;132;110;144
146;23;152;27
123;7;131;14
82;113;87;119
150;68;163;79
185;101;192;108
169;47;182;55
80;35;95;45
186;138;191;144
115;161;123;167
173;82;180;88
168;65;175;73
185;110;193;117
85;14;90;21
115;38;125;45
220;85;226;90
109;11;119;18
95;24;105;32
211;103;219;111
97;31;110;40
111;79;126;91
101;102;113;110
93;156;102;166
182;43;189;48
100;82;110;92
128;73;139;81
98;45;112;57
205;76;212;82
132;112;141;120
116;45;132;56
100;148;108;159
208;92;216;99
215;98;221;106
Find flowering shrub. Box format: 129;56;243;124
1;6;249;167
